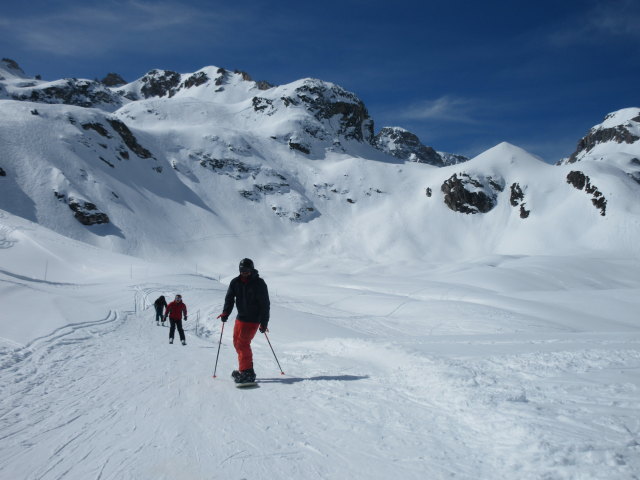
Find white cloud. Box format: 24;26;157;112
399;95;481;124
1;1;228;56
548;0;640;46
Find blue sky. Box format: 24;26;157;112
1;0;639;162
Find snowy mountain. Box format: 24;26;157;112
2;58;640;480
561;107;640;183
2;58;639;263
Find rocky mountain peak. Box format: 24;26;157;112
100;73;127;87
374;127;444;166
0;58;27;79
565;108;640;164
291;79;374;143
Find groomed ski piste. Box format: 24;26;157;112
1;210;639;480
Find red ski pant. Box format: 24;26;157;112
233;320;260;371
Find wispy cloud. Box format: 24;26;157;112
398;95;483;124
1;1;230;56
548;0;640;46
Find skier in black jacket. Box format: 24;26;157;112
218;258;270;384
153;295;167;326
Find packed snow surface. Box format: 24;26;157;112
1;211;639;480
1;61;640;478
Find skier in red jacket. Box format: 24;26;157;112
164;294;188;345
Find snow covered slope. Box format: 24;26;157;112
1;208;639;480
1;59;639;266
562;107;640;182
1;59;640;480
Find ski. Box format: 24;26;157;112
235;382;258;388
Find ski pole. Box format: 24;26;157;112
263;331;285;375
212;322;225;378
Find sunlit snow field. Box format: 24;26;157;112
1;211;639;480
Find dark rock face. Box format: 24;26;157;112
0;167;6;176
439;152;469;166
255;80;274;90
374;127;444;166
100;73;127;87
441;173;504;214
54;192;110;225
628;172;640;185
182;72;208;89
288;141;311;154
566;171;607;216
106;119;153;159
566;171;587;190
1;58;25;76
139;70;181;98
82;122;112;138
240;181;291;201
567;113;640;163
68;200;110;225
215;68;227;86
252;97;274;114
509;182;530;218
294;81;374;142
235;70;253;81
194;153;259;179
17;79;122;108
509;182;524;206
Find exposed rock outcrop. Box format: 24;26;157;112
1;58;26;77
16;79;122;109
374;127;444;166
438;151;469;166
252;97;275;114
55;192;110;225
288;140;311;154
294;80;374;143
568;126;640;163
182;72;208;89
566;171;607;216
565;109;640;164
106;119;154;159
139;70;182;98
509;182;530;218
441;173;504;214
100;73;127;87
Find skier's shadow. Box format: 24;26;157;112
258;375;369;384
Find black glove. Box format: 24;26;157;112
184;316;188;322
217;313;229;322
259;323;268;333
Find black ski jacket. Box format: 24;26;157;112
154;296;167;311
223;270;270;327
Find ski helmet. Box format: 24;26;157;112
239;258;254;273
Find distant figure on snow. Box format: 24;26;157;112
153;295;167;326
164;294;188;345
218;258;270;384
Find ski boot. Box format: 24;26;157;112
235;368;256;384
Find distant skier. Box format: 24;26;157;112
164;294;188;345
218;258;270;384
153;295;167;326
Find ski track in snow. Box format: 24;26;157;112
0;279;639;480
